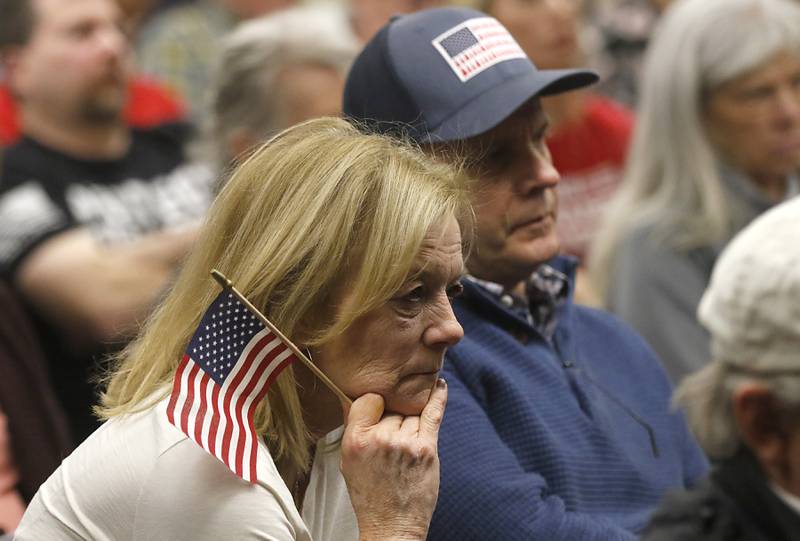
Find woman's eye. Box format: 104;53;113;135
446;282;464;299
402;286;425;303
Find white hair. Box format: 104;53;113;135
589;0;800;296
205;5;358;169
674;362;800;459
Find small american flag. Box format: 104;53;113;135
166;290;297;483
432;17;526;83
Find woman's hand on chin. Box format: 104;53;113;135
340;379;448;541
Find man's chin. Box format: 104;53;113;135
79;88;127;124
512;235;561;267
80;102;125;125
467;233;561;286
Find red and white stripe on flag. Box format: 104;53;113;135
166;290;297;483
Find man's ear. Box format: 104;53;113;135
227;128;258;166
2;46;28;97
733;383;789;477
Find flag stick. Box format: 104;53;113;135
211;269;352;406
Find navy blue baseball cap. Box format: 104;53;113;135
343;7;598;144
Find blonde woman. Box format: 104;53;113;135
14;117;473;540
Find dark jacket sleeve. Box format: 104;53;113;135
0;282;73;501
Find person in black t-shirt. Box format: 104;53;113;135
0;0;214;441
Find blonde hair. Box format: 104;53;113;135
98;117;473;472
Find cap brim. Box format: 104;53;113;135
418;68;598;144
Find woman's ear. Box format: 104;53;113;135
732;383;791;480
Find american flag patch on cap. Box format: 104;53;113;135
431;17;526;83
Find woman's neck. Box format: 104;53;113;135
276;451;314;510
295;362;343;439
750;173;791;202
275;363;344;510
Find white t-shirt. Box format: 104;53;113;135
15;398;357;540
301;427;358;541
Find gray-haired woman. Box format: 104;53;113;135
590;0;800;383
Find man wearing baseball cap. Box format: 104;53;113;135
344;7;708;539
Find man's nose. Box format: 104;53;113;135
96;25;128;59
517;146;560;194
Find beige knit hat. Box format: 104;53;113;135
698;196;800;371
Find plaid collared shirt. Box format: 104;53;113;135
468;264;569;341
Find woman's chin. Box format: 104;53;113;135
385;392;431;417
380;373;441;415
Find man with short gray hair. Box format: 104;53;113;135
207;5;358;172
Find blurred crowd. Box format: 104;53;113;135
1;0;798;538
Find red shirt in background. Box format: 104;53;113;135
548;96;634;261
0;77;186;146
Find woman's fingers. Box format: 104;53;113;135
399;414;420;435
399;379;447;436
344;380;448;440
340;386;447;541
418;378;447;441
343;393;384;431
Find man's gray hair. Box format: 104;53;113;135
674;363;800;459
207;5;358;169
590;0;800;296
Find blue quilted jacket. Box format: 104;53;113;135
428;257;709;540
